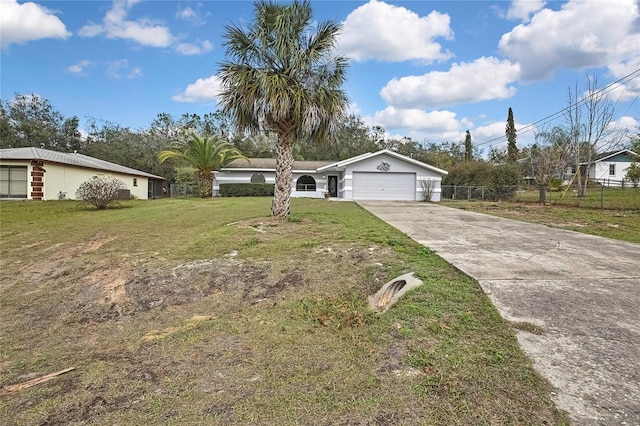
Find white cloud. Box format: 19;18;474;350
175;39;213;56
611;116;639;137
506;0;546;22
105;59;141;79
128;67;142;79
605;57;640;103
0;0;71;49
176;6;206;25
173;75;222;103
176;6;196;20
499;0;640;81
365;107;471;141
337;0;453;63
67;60;91;74
79;0;174;47
380;57;521;109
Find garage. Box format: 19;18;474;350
352;172;416;200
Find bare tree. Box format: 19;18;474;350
528;127;571;203
564;75;624;196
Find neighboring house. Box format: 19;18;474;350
585;149;638;186
0;147;165;200
214;149;448;201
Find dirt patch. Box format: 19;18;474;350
65;245;391;325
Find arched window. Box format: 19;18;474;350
296;175;316;191
250;173;265;184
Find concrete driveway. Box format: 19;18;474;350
358;201;640;426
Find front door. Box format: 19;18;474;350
328;175;338;197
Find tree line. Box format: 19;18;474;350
1;93;481;181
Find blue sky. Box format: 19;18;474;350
2;0;639;152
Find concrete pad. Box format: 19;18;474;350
358;201;640;425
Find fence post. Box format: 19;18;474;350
454;185;457;200
600;184;604;209
467;186;471;200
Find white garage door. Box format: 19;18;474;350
352;172;416;200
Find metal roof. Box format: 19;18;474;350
0;147;164;179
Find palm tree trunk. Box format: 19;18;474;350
197;171;213;198
272;132;295;217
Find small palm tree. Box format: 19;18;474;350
158;132;247;198
218;0;349;217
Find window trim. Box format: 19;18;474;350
0;165;28;199
250;173;265;184
296;175;316;192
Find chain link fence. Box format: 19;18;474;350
170;183;198;198
442;184;639;210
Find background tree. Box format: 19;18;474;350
564;75;624;196
443;160;520;200
1;93;82;151
464;130;473;162
506;107;518;162
219;0;349;217
158;133;247;197
489;146;508;163
625;163;640;188
527;129;570;202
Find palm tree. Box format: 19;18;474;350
158;132;247;198
218;0;349;217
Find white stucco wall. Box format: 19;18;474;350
214;170;328;198
0;160;150;200
341;154;444;201
44;163;149;200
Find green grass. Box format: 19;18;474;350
0;198;568;425
512;186;640;210
442;187;640;243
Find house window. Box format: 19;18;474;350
609;164;615;176
133;178;138;187
0;165;28;198
296;175;316;191
250;173;265;184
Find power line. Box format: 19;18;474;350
473;67;640;149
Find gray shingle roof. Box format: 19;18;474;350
224;158;333;171
0;147;164;179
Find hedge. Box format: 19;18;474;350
219;183;275;197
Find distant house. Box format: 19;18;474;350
214;149;448;201
583;149;638;187
0;147;165;200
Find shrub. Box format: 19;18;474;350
444;161;521;200
76;176;126;209
547;177;564;191
219;183;275;197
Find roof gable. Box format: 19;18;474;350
318;149;448;175
593;149;638;163
0;147;164;179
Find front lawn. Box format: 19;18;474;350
0;198;568;425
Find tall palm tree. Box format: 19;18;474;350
158;132;247;198
218;0;349;217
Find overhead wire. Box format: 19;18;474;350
473;67;640;149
